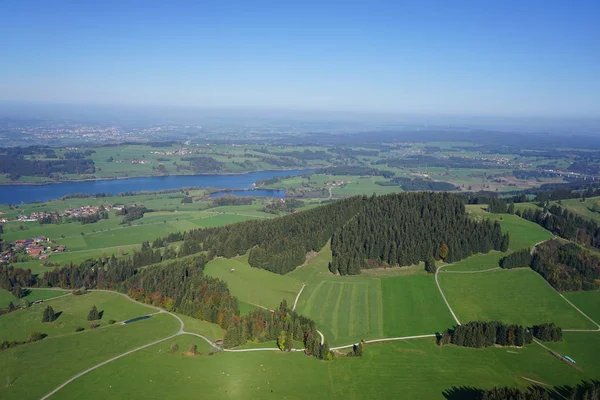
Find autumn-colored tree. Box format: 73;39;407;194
439;242;449;261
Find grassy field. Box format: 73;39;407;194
204;255;303;310
562;291;600;324
48;336;592;400
0;312;180;400
541;332;600;377
0;291;155;342
445;251;505;272
0;288;70;308
177;313;225;341
292;243;455;345
299;277;383;345
552;197;600;223
439;268;596;329
381;275;456;337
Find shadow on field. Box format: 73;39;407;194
442;386;483;400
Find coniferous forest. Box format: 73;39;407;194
437;321;534;348
330;193;508;275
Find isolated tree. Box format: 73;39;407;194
170;342;179;353
189;344;197;355
277;330;287;351
8;301;16;312
87;305;100;321
42;306;56;322
438;242;449;261
11;283;23;299
507;203;515;215
424;258;437;274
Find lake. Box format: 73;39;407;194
0;169;312;204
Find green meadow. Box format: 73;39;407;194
0;312;180;400
48;336;593;400
204;256;303;310
439;268;596;329
0;288;70;308
0;291;155;342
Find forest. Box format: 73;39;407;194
330;193;508;275
389;177;458;191
531;240;600;291
0;155;95;179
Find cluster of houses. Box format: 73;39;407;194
325;180;349;187
151;148;198;156
15;205;113;223
1;236;66;263
115;159;150;164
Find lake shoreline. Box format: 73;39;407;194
0;167;316;186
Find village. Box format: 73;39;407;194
0;235;66;264
14;205;119;223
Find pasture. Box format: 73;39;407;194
563;291;600;323
0;288;70;308
0;312;180;400
48;337;591;400
381;275;455;337
204;256;303;310
439;268;596;329
0;291;155;342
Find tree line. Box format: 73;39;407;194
444;379;600;400
517;204;600;250
330;193;508;275
437;321;534;348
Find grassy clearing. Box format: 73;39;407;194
439;268;596;329
50;336;590;400
0;291;154;342
553;197;600;223
204;256;302;310
562;291;600;324
177;313;225;341
299;277;383;345
0;312;180;400
541;332;600;377
444;251;504;272
52;334;331;400
382;275;455;337
0;288;70;308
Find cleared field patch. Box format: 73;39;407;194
445;251;504;272
204;256;302;310
541;332;600;378
329;337;588;399
0;291;154;342
298;278;383;345
0;312;180;400
49;336;589;400
495;214;553;251
439;268;596;329
51;335;331;400
177;313;225;341
382;275;455;337
554;197;600;223
562;291;600;324
0;288;70;308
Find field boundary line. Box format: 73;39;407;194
435;265;461;326
331;334;436;350
442;267;500;274
521;376;550;386
557;293;600;332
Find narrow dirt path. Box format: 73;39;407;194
434;265;461;326
292;284;306;311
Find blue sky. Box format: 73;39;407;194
1;0;598;117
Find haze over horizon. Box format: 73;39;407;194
1;1;599;119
